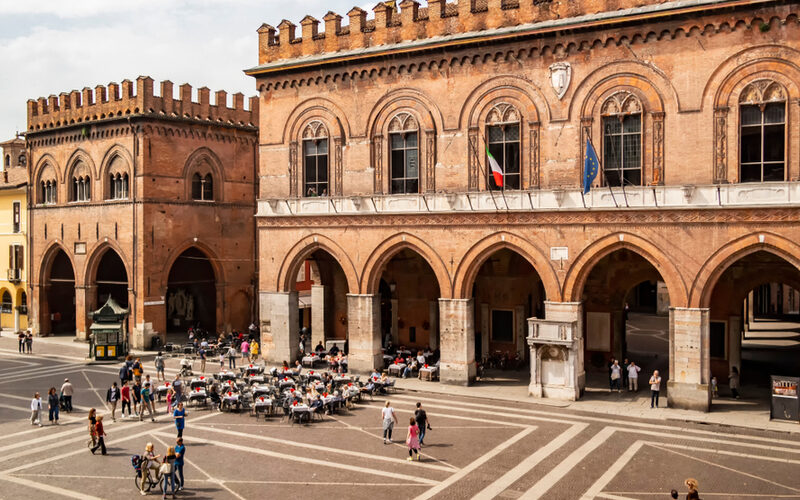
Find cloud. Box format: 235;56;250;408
0;0;363;137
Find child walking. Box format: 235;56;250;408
406;417;421;461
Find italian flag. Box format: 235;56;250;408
487;148;504;187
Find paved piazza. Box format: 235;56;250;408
0;344;798;500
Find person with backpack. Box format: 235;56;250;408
132;358;143;383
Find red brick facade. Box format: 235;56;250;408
250;0;800;411
26;77;258;348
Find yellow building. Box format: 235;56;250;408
0;137;28;332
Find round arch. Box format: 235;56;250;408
365;88;444;137
564;233;688;306
453;232;561;301
459;75;549;128
277;235;360;294
690;232;800;308
281;97;351;144
360;233;452;298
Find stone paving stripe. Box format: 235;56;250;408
153;431;439;486
412;427;535;500
520;426;617;500
579;440;643;500
0;473;104;500
652;441;800;465
472;422;589;500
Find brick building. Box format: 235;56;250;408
26;77;258;348
249;0;800;411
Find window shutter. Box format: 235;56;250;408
16;245;23;270
8;245;12;270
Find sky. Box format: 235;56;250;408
0;0;372;138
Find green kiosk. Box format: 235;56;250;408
90;297;129;361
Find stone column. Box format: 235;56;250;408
347;294;381;373
75;285;88;341
428;300;439;350
260;291;299;364
13;306;20;333
311;285;327;348
439;298;475;385
668;307;711;411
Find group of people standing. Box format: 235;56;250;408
607;357;662;408
380;401;431;462
17;331;33;353
29;378;74;427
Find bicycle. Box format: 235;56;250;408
132;456;162;493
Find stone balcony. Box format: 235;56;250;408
256;182;800;217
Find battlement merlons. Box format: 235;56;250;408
27;76;258;132
254;0;683;66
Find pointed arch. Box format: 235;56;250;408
183;147;223;201
563;233;688;306
82;240;133;287
158;240;224;290
360;233;452;298
453;232;561;301
39;241;77;285
64;148;98;183
277;235;359;294
690;232;800;308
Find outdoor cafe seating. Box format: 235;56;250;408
188;387;207;407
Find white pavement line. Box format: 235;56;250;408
0;391;94;414
579;441;643;500
222;480;429;486
152;433;246;500
394;394;800;448
0;412;220;475
0;365;87;386
616;427;800;456
594;494;639;500
0;401;83;424
652;441;800;465
0;473;105;500
472;422;589;500
81;370;109;412
386;400;530;428
651;443;800;493
0;348;88;363
602;494;800;498
412;426;536;500
198;421;455;473
154;431;439;486
520;426;617;500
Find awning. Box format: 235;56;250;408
90;322;121;331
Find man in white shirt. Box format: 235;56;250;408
30;392;43;426
60;378;74;413
627;362;641;392
649;370;662;408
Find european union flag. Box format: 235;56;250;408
583;138;600;194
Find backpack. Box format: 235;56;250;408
130;454;142;471
133;362;142;376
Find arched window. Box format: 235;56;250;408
486;103;521;190
3;155;8;168
302;121;329;197
109;173;129;200
17;153;26;167
601;91;643;187
739;80;786;183
19;291;27;314
191;172;214;201
40;179;57;204
1;291;11;314
388;113;419;194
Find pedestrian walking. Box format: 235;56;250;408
132;357;143;383
610;360;622;392
174;437;186;491
121;381;132;418
627;361;641;392
406;417;421;461
154;351;166;382
649;370;662;408
139;383;156;422
198;347;206;373
414;402;430;445
17;332;24;353
90;415;107;455
381;400;398;444
729;366;740;399
684;478;700;500
47;387;59;425
30;392;43;426
622;358;630;389
160;446;177;499
241;339;250;362
227;345;237;370
106;382;120;421
166;387;175;415
250;339;259;362
173;402;186;438
119;363;129;388
60;378;74;412
25;332;33;353
87;408;97;447
711;376;718;398
132;380;142;418
172;375;183;403
218;352;224;370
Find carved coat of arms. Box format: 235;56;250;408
549;62;572;100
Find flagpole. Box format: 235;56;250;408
603;170;619;208
480;131;510;212
469;132;500;212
